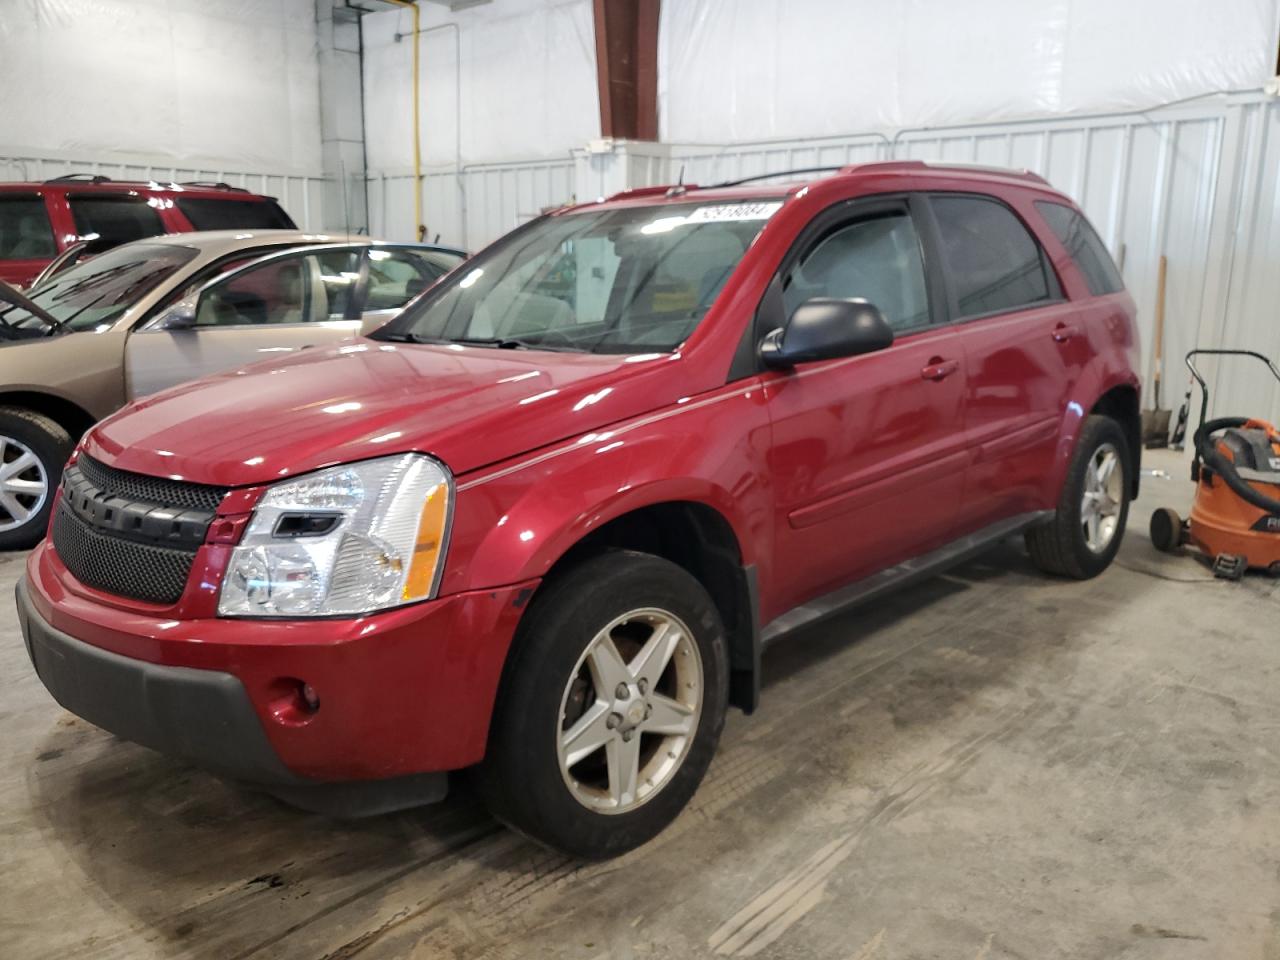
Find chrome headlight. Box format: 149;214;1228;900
218;453;452;617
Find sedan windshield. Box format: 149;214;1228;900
375;199;782;353
0;242;197;334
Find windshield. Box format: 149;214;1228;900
0;242;197;334
375;199;782;353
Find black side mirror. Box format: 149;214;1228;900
759;297;894;368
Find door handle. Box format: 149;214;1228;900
1052;323;1079;342
920;358;959;381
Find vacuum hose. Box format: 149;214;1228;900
1194;416;1280;515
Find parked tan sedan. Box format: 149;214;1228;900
0;229;466;546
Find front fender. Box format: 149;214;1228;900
439;383;774;597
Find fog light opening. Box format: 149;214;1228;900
267;677;322;726
300;682;320;713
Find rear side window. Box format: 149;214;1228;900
1035;201;1124;296
69;195;164;249
0;195;56;260
174;197;296;231
931;195;1052;318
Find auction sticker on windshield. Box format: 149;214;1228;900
684;201;784;223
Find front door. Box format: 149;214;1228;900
762;197;969;621
124;247;363;398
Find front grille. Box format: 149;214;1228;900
51;504;195;604
50;457;228;605
76;454;227;513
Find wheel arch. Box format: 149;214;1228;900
508;495;761;715
1089;382;1141;498
0;390;97;443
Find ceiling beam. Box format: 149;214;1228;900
592;0;660;141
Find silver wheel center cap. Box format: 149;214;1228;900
625;700;647;726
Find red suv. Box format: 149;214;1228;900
19;161;1140;858
0;175;294;287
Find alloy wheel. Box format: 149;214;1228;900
0;436;48;533
557;607;703;815
1081;441;1123;553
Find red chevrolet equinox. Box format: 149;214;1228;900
19;162;1140;858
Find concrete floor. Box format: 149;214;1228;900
4;447;1280;960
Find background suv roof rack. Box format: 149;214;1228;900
178;180;249;192
44;173;113;184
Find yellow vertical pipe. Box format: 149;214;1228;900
386;0;424;240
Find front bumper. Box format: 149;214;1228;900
22;540;537;799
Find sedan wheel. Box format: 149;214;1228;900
0;435;50;534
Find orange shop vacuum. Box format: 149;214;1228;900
1150;349;1280;579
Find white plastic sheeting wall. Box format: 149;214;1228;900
0;0;324;174
658;0;1280;143
361;0;599;170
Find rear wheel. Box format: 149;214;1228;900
478;551;728;859
1026;415;1132;579
0;407;71;550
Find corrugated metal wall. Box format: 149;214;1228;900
663;92;1280;423
0;153;328;232
365;159;575;252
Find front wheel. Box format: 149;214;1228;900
1026;415;1132;579
478;550;729;859
0;407;72;550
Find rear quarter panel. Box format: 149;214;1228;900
1017;191;1141;503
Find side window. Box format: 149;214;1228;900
69;195;165;249
782;212;931;332
0;195;56;260
931;195;1052;318
1035;201;1124;296
364;249;442;312
194;250;359;327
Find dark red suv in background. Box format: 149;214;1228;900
0;175;294;287
19;161;1140;859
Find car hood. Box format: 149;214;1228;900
85;340;687;486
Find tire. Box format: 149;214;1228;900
0;407;72;550
478;550;729;859
1026;414;1132;579
1149;507;1182;553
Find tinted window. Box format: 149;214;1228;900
380;201;775;353
69;195;165;250
0;242;196;333
932;195;1051;317
1035;201;1123;296
195;250;359;327
0;195;56;260
175;197;295;231
782;212;930;332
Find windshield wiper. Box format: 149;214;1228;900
379;332;583;352
0;280;67;335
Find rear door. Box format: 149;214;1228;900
0;193;59;287
763;195;969;615
124;246;363;398
925;192;1087;532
